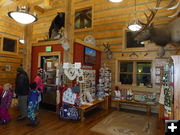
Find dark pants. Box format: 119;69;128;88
18;95;28;118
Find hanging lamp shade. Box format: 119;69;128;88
8;6;37;24
127;0;142;31
109;0;123;3
127;21;142;31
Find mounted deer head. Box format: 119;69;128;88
135;0;180;48
103;43;112;60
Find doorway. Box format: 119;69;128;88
38;52;61;111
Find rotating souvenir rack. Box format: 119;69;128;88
80;69;96;102
99;66;112;95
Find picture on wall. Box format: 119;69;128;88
84;47;96;65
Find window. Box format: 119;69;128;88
126;31;144;48
119;62;133;84
136;62;151;85
119;61;151;86
3;37;17;52
75;7;92;29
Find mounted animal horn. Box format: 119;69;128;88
155;0;180;17
137;0;161;33
103;43;112;60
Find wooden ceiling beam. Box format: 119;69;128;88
33;5;45;14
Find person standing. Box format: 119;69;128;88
34;68;45;103
27;82;39;126
15;66;29;121
0;83;13;124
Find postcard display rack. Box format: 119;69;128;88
81;70;96;101
99;67;112;95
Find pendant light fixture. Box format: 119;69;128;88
127;0;142;31
109;0;123;3
8;5;37;24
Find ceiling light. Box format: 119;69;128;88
19;38;24;44
8;6;37;24
109;0;123;3
127;0;142;31
127;22;142;31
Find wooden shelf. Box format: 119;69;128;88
75;38;102;51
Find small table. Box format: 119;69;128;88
78;97;109;122
112;99;157;115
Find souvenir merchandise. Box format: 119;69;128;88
86;91;94;102
126;89;133;100
96;84;105;100
163;64;171;111
59;104;79;120
98;66;112;95
63;63;83;81
63;88;78;105
134;94;147;102
114;90;121;100
159;85;165;104
72;86;80;93
81;70;96;102
120;89;127;100
147;93;156;102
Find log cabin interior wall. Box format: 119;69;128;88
0;3;24;88
0;0;179;94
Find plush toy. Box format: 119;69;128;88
127;89;133;100
114;86;121;100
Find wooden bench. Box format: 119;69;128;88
112;99;157;115
78;97;109;121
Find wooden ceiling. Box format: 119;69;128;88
0;0;62;16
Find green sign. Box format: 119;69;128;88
46;46;52;52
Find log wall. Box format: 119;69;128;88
0;16;24;88
31;0;179;95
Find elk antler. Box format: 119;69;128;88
137;0;161;32
155;0;175;9
168;0;180;17
154;0;180;18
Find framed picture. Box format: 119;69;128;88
155;67;161;75
84;47;96;65
5;64;11;71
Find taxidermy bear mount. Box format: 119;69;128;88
49;12;65;40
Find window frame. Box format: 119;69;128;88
118;60;152;85
74;5;94;33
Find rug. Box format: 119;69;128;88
90;111;157;135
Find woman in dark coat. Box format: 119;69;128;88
15;67;29;121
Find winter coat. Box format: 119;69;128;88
28;90;39;104
15;69;29;96
0;89;13;109
34;75;45;93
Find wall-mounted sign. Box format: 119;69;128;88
46;46;52;52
